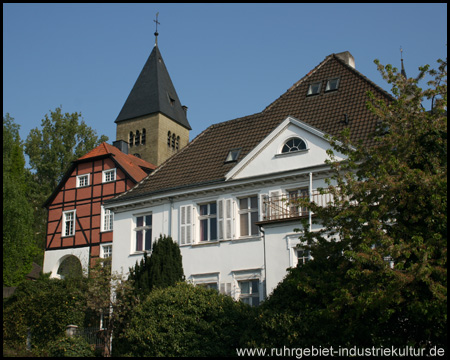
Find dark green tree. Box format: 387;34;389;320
129;234;184;297
245;56;447;350
24;107;108;266
3;114;37;286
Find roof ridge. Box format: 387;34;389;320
331;53;395;101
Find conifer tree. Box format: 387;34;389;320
129;235;184;296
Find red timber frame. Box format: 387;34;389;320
45;155;136;268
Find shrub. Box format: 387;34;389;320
47;335;95;357
116;282;251;357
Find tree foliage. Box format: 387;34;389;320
3;114;37;286
117;282;251;357
128;235;185;297
84;258;136;357
3;276;91;352
247;56;447;350
22;106;108;267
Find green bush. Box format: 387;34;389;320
47;335;95;357
3;276;94;351
116;282;251;357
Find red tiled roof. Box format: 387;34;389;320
77;142;156;182
108;53;393;204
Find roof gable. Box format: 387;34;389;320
43;143;156;208
115;46;191;130
225;116;346;180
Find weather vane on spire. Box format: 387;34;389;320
400;46;407;79
154;12;160;46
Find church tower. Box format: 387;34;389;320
115;22;191;166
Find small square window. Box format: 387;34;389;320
307;82;322;96
325;78;340;92
76;174;89;187
103;169;116;183
225;148;241;163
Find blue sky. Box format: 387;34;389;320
3;3;447;150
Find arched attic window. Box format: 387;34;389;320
281;137;307;153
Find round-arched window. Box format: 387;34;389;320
57;255;83;279
281;137;307;153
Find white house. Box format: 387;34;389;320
104;50;393;304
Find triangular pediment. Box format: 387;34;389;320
225;116;346;180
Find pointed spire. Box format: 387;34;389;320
400;47;407;79
154;12;160;47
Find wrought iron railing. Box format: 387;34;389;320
262;190;336;221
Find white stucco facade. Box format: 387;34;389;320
107;117;345;302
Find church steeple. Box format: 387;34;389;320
115;16;191;166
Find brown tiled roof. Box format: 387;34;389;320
108;53;393;204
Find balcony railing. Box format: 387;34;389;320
262;190;335;221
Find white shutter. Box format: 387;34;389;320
225;199;232;239
180;205;192;245
218;200;224;240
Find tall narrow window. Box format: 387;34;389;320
62;210;76;237
172;134;176;148
239;196;259;237
129;132;134;148
135;130;140;146
134;214;152;252
141;129;146;145
199;203;217;242
176;136;180;150
101;206;114;232
167;131;171;147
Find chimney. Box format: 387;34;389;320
335;51;355;69
113;140;129;155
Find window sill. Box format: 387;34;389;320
275;149;309;158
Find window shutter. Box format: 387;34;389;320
225;199;232;239
180;205;192;245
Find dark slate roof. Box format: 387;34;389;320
107;52;393;204
115;45;191;130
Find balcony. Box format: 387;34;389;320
262;190;335;222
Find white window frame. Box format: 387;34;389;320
238;196;259;238
101;243;113;258
102;168;116;183
198;202;217;242
76;173;90;188
296;247;312;267
133;214;152;253
62;210;76;237
101;206;114;232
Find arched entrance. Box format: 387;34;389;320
57;255;83;279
